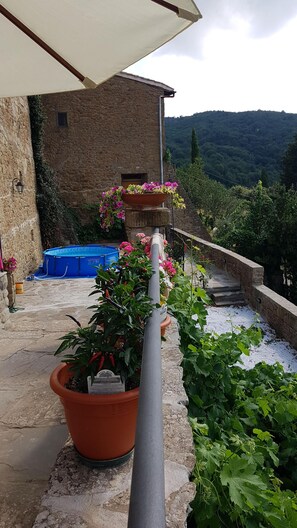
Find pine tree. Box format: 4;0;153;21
281;133;297;190
191;128;199;164
260;168;269;187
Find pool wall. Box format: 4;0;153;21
41;245;119;278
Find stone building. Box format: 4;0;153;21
0;96;43;322
41;73;174;216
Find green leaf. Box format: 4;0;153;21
220;457;267;509
237;340;250;356
124;347;132;366
253;428;273;441
256;398;271;418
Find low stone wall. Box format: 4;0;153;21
252;285;297;350
0;272;9;325
174;228;297;350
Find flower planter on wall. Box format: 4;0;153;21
122;193;166;208
50;363;139;467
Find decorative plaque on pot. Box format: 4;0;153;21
87;369;125;395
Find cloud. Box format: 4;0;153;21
128;0;297;117
156;0;297;58
232;0;297;38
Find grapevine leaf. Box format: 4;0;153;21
220;457;267;509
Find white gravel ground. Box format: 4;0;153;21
205;305;297;373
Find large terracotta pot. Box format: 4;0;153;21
122;192;166;208
50;364;139;466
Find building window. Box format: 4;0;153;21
57;112;68;127
121;173;148;188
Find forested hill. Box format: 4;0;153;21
165;110;297;187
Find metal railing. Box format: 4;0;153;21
127;228;166;528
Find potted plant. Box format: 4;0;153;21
122;181;186;209
98;182;185;233
117;233;177;334
50;241;154;467
2;256;17;309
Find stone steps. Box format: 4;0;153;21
208;288;246;307
207;284;242;295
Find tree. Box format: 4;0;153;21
260;168;269;187
216;182;297;303
191;128;199;164
177;161;239;230
281;133;297;189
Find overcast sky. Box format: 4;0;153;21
126;0;297;117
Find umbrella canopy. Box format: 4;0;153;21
0;0;201;98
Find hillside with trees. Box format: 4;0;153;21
166;110;297;186
176;133;297;304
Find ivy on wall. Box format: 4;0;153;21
28;95;79;249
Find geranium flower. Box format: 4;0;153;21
2;257;17;272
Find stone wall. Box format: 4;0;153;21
41;74;172;218
174;228;297;350
0;97;43;282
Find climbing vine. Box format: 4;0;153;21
168;271;297;527
28;95;79;248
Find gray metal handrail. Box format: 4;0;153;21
127;227;166;528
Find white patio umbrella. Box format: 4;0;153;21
0;0;201;98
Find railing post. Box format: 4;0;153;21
127;227;166;528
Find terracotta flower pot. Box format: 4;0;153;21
160;303;167;323
122;192;166;208
50;363;139;467
160;314;171;337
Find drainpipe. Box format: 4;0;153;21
159;95;164;185
158;90;175;185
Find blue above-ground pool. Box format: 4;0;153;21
40;245;119;278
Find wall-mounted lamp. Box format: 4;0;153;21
12;172;24;194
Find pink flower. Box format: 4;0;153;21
140;236;151;246
119;241;130;249
122;244;134;254
136;233;146;239
3;257;17;272
161;258;177;277
165;181;178;189
144;243;151;257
